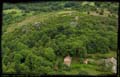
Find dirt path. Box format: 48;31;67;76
6;13;52;33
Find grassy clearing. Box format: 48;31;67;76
3;9;22;14
6;10;111;33
3;10;117;75
87;51;117;59
6;10;76;33
56;51;116;75
6;12;56;33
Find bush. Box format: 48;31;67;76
79;58;84;64
43;47;56;61
79;70;89;75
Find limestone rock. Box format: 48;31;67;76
103;57;117;73
70;21;77;27
33;22;41;29
83;59;88;64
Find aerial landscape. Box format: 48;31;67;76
2;1;118;75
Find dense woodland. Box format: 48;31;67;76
2;1;118;75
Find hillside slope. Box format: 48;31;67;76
2;2;118;75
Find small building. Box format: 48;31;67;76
33;22;41;29
70;21;77;27
64;55;72;67
83;59;88;64
110;57;117;65
112;65;117;74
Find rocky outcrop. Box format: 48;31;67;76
70;21;77;27
103;57;117;73
33;22;41;29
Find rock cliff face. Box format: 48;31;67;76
104;57;117;73
92;57;117;73
110;57;117;73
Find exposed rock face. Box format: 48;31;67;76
70;21;77;27
104;57;117;73
33;22;41;29
22;28;26;33
110;57;117;73
64;56;72;67
110;57;117;65
21;26;29;33
70;16;79;27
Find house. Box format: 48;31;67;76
64;55;72;67
83;59;88;64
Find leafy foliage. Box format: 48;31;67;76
2;2;118;75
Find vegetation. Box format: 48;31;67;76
2;1;118;75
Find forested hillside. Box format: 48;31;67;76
2;1;118;75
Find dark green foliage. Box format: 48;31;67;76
3;10;26;26
2;2;118;74
3;2;118;14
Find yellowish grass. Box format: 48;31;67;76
6;12;55;33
